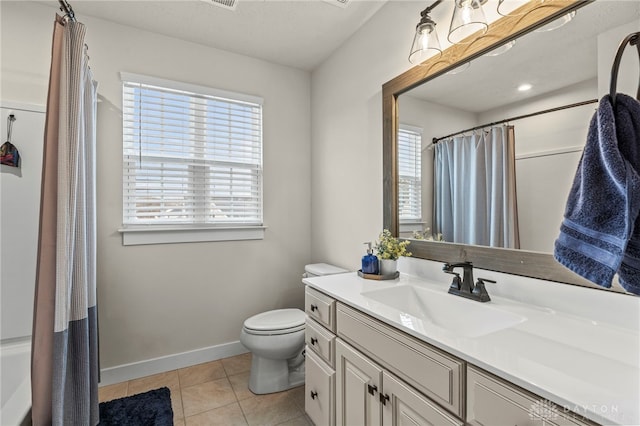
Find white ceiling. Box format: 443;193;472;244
404;1;640;112
40;0;389;71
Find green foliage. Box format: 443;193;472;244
375;229;412;260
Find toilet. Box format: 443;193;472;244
240;263;347;394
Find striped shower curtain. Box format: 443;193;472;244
31;15;99;426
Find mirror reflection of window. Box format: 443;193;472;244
398;125;422;236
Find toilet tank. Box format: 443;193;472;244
303;263;348;278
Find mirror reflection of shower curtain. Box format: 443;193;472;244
433;125;520;248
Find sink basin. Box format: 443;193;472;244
361;285;526;338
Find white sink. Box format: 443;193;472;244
361;285;526;338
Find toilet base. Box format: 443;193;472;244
248;355;305;395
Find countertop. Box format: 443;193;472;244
303;270;639;426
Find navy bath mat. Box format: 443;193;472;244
99;386;173;426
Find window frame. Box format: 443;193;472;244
397;124;423;225
118;72;266;246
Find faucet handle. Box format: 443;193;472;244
446;272;462;291
472;277;495;302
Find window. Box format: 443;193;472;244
398;125;422;222
120;73;264;245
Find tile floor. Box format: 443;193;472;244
98;353;312;426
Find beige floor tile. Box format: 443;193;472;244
127;370;180;396
179;360;226;388
174;417;186;426
239;390;303;426
222;353;252;376
287;386;305;411
182;377;238;417
229;371;254;401
185;402;249;426
98;382;128;403
275;415;312;426
172;388;185;421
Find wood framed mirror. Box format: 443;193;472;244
382;0;633;292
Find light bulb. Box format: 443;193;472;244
420;31;430;50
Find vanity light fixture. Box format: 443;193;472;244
448;0;489;45
409;0;443;65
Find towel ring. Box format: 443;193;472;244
609;32;640;108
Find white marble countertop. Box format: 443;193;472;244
303;261;640;426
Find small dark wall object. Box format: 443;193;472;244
1;114;20;168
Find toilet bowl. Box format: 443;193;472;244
240;263;347;395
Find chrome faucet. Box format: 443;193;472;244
442;262;494;302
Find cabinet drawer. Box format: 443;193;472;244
337;303;464;417
306;347;335;426
306;318;336;367
467;366;595;426
305;287;336;332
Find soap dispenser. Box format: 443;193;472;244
362;242;379;274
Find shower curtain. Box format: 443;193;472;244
433;125;519;248
31;15;99;426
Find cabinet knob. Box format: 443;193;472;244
310;304;318;312
310;390;318;400
367;384;378;395
380;393;390;406
310;337;318;345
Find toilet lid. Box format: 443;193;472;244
244;308;305;332
305;263;348;276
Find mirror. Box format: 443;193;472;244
383;0;639;291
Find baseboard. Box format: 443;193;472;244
99;340;249;386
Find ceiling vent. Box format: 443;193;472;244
200;0;238;11
323;0;349;9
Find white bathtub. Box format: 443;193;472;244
1;338;31;425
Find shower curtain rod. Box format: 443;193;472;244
58;0;76;22
432;98;598;144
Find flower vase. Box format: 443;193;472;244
379;259;397;276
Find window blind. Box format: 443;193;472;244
122;74;263;227
398;126;422;221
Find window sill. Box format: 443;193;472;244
118;225;266;246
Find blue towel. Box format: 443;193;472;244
554;93;640;295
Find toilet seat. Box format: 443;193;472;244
243;308;305;336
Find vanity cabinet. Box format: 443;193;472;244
305;286;337;426
305;287;596;426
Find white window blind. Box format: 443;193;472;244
121;73;263;229
398;125;422;222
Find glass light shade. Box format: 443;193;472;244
534;11;575;32
409;20;442;65
484;40;516;57
448;0;489;44
497;0;534;17
445;62;470;75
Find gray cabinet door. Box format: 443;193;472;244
467;366;594;426
381;371;463;426
306;348;335;426
336;339;383;426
